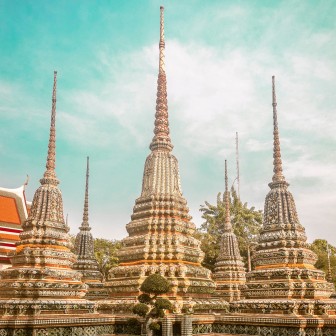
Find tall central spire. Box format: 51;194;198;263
105;7;223;313
41;71;58;186
149;6;173;152
271;76;286;184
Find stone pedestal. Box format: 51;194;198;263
181;315;192;336
162;316;173;336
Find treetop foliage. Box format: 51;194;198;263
310;239;336;286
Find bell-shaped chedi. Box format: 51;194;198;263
213;160;246;301
73;157;107;300
0;72;95;316
242;76;334;301
104;7;223;314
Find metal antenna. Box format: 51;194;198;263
327;242;332;282
236;132;240;200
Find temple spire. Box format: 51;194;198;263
41;71;58;186
149;6;173;152
271;76;285;184
159;5;165;73
81;156;90;229
224;160;232;231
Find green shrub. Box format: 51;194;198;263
157;309;165;318
127;318;140;326
140;274;171;294
149;322;161;331
132;303;149;317
154;298;172;310
138;293;151;304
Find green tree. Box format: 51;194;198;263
94;238;122;280
199;187;263;270
131;274;172;336
310;239;336;286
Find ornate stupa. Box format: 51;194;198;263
103;7;226;315
213;160;245;302
73;157;107;300
232;76;334;316
0;72;114;335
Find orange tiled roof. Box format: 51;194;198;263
0;185;28;267
0;196;20;224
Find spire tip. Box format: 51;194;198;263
271;76;286;185
40;71;58;185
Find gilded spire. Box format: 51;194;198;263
271;76;286;184
81;156;90;229
224;160;232;231
40;71;58;186
149;6;173;152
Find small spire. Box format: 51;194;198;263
271;76;286;184
224;160;232;231
81;156;90;229
40;71;58;185
149;6;173;152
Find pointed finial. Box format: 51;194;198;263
81;156;90;229
159;6;165;73
224;160;232;231
40;71;58;185
271;76;285;184
23;174;29;188
149;6;173;152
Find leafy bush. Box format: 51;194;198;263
154;298;172;310
132;303;149;317
140;274;171;294
138;293;151;303
133;274;172;335
149;322;161;331
127;318;140;326
126;318;141;335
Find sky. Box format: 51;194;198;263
1;0;335;245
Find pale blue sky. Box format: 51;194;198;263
1;1;335;244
